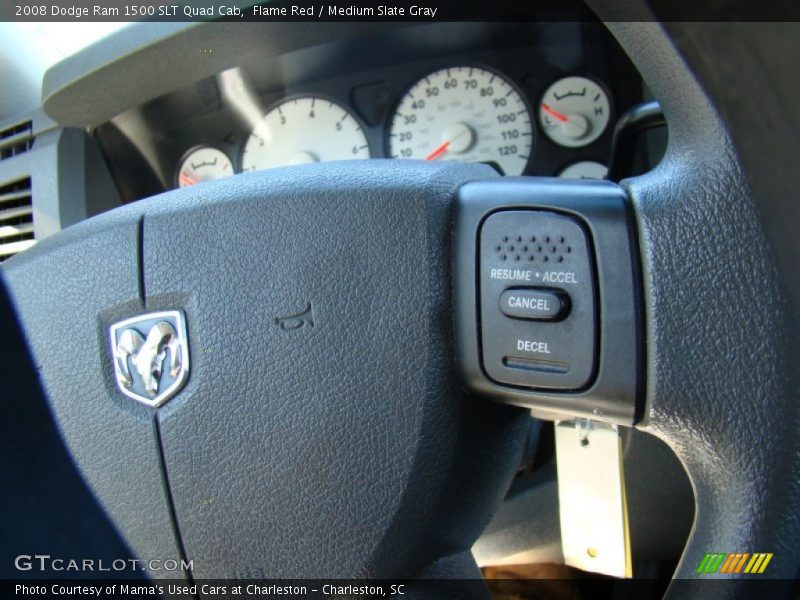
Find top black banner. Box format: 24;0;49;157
2;0;800;23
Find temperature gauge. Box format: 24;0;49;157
539;76;610;148
176;147;234;188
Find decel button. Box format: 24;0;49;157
499;288;569;321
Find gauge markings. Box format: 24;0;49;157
190;158;218;169
176;147;233;188
387;66;534;175
241;96;370;171
539;77;610;148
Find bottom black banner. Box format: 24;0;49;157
4;578;800;600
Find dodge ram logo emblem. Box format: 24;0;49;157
109;310;189;407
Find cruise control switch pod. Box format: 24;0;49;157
453;178;642;425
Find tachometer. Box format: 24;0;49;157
387;66;533;176
241;96;370;171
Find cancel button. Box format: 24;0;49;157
499;288;569;321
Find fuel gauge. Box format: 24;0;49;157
176;146;234;188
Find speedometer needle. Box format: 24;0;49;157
541;103;568;123
425;141;450;161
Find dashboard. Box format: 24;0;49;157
90;21;650;203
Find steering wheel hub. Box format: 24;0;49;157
3;160;530;581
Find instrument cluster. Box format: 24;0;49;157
176;69;613;189
93;22;646;202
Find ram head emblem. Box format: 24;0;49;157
109;311;189;407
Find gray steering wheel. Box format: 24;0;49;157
1;9;798;600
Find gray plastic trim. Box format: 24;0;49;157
43;21;403;127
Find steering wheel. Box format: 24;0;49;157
2;11;798;600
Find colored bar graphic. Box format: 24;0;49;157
734;553;750;573
697;553;726;574
699;552;773;575
744;553;774;574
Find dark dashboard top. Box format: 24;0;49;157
77;21;646;202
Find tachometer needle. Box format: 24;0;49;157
425;141;450;161
179;173;197;187
541;103;569;123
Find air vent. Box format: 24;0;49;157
0;120;35;161
0;178;35;261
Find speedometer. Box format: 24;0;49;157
387;66;533;175
241;96;370;172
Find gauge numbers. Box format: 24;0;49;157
539;76;611;148
388;66;533;176
241;96;370;172
176;147;234;188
